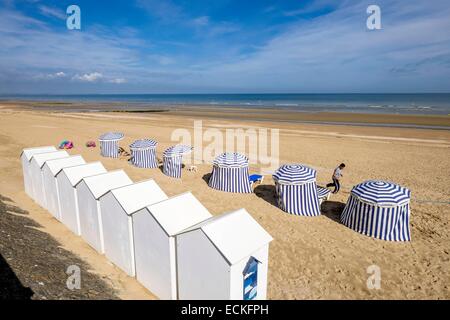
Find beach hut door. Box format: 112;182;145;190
243;257;258;300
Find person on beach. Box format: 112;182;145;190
326;163;345;194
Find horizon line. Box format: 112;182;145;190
1;92;450;96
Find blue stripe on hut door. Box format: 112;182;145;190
243;257;258;300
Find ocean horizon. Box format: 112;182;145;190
1;93;450;115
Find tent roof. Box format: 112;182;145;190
21;146;57;161
61;162;107;186
213;152;249;168
145;192;212;236
44;155;85;177
109;179;168;215
273;164;316;185
98;132;124;141
81;170;132;199
163;144;193;157
130;139;157;150
180;208;273;265
351;180;411;206
31;151;69;168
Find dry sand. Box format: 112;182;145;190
0;104;449;299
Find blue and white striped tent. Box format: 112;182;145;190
130;139;158;168
99;132;124;158
340;180;411;241
208;152;252;193
317;186;331;204
162;144;193;178
272;164;321;216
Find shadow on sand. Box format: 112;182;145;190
202;173;212;185
254;185;278;207
0;253;34;300
158;161;186;174
253;186;346;222
0;194;118;300
320;201;346;223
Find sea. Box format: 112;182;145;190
1;93;450;115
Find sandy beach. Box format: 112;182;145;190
0;103;449;299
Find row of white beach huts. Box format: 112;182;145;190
21;146;273;300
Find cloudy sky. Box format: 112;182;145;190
1;0;449;94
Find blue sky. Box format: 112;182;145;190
1;0;449;94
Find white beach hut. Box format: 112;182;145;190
176;208;273;300
100;180;168;277
57;162;107;234
42;155;86;219
21;146;57;198
77;170;132;252
29;151;69;207
133;192;212;300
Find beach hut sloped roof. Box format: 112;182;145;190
109;180;168;215
213;152;249;168
45;155;85;177
273;164;316;185
99;132;124;141
61;162;107;186
82;170;132;199
21;146;57;161
31;151;69;168
351;180;411;206
146;192;212;236
181;208;273;265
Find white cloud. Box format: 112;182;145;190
108;78;127;84
192;16;210;27
135;0;183;22
189;0;450;92
33;71;66;80
148;54;175;66
0;9;146;76
282;0;340;16
38;5;66;20
72;72;104;82
207;22;240;37
1;1;450;93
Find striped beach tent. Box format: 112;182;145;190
162;144;193;178
99;132;124;158
273;164;321;216
317;186;331;205
130;139;158;168
340;180;411;241
208;152;252;193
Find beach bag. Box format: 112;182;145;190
86;141;96;148
59;140;74;149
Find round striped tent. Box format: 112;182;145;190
130;139;158;168
340;180;411;241
99;132;124;158
208;152;252;193
317;186;331;205
272;164;321;216
162;144;193;178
